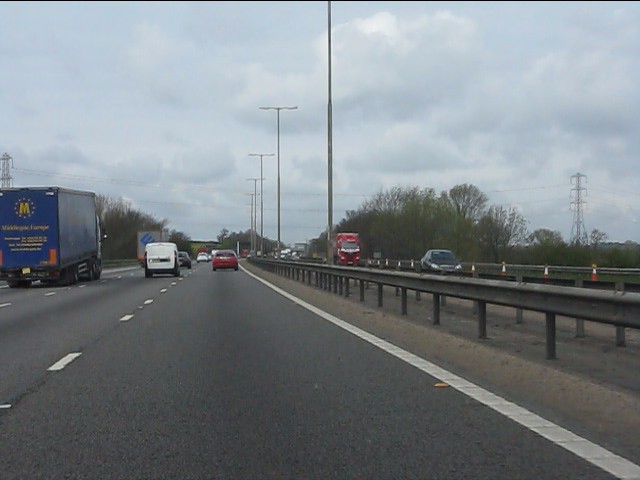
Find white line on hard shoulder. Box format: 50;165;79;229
0;303;11;308
120;314;134;322
144;299;153;305
47;353;82;371
241;265;640;480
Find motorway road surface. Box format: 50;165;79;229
0;262;638;479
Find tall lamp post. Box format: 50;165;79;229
246;178;259;253
327;1;333;265
259;105;298;255
249;153;274;256
244;192;254;252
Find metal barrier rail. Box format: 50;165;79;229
249;258;640;360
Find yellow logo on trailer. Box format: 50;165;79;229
14;198;36;219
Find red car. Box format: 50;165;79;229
212;249;239;271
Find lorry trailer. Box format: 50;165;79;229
0;186;105;287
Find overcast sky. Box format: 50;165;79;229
1;1;638;246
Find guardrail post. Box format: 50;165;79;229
432;293;440;325
377;283;383;307
345;277;350;297
478;301;487;338
338;276;343;295
401;287;408;315
546;312;557;360
615;281;626;347
333;275;338;294
574;279;585;338
359;280;365;302
516;275;524;324
395;286;400;297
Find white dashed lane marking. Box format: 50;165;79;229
47;353;82;372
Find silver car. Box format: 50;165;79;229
420;249;462;273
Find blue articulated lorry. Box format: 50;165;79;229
0;186;105;288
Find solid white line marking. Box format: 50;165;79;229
144;299;153;305
47;352;82;371
45;292;56;297
242;266;640;480
120;314;134;322
0;303;11;308
0;404;11;409
160;288;168;293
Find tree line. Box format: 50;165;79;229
96;184;639;268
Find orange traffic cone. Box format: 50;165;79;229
501;261;507;276
591;264;598;281
544;265;549;279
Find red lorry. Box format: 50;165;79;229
333;232;361;266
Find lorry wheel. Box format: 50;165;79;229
62;267;78;286
87;260;96;281
94;262;102;280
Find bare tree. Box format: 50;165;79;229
477;205;529;262
589;228;608;247
446;184;488;223
527;228;565;246
217;228;230;244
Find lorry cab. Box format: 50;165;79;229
334;232;361;266
144;242;180;278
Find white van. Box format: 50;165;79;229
144;242;180;278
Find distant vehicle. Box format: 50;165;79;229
196;252;209;263
333;232;361;266
292;241;310;260
212;249;238;271
144;242;180;278
279;248;292;260
137;230;162;266
178;251;192;269
420;249;462;273
0;186;106;287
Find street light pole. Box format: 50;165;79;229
246;178;259;252
244;192;254;252
259;105;298;256
249;153;274;256
327;1;333;265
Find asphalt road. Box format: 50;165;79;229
0;262;636;479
